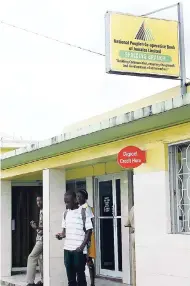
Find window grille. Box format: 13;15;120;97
169;142;190;234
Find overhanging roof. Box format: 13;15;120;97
1;93;190;170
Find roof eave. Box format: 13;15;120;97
1;104;190;170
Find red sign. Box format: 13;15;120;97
117;146;146;169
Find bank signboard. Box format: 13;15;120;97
105;12;179;78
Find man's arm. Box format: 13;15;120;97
60;228;66;238
56;211;66;240
124;206;134;227
124;215;131;227
76;210;93;252
76;229;92;252
37;228;43;236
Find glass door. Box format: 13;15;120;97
95;175;122;278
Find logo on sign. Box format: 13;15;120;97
117;146;146;169
135;21;154;41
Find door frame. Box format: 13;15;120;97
94;173;123;279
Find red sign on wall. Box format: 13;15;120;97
117;146;146;169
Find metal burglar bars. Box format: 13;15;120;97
169;142;190;234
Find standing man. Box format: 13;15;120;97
26;195;43;286
76;189;96;286
56;190;93;286
125;205;135;286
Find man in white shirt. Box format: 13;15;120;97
56;190;93;286
76;189;95;286
26;195;43;286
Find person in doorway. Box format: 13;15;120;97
125;205;135;286
26;195;43;286
76;189;96;286
56;190;93;286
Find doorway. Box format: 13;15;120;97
12;185;42;269
95;175;122;279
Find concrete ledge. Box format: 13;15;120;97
2;93;190;161
1;93;190;170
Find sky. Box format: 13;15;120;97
0;0;190;140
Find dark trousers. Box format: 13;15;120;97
64;250;87;286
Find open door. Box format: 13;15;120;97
12;186;42;269
95;175;122;278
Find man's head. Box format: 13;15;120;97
36;195;43;209
64;190;77;210
76;189;88;206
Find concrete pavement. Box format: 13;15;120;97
0;274;125;286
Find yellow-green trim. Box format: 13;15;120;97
2;123;190;180
2;104;190;170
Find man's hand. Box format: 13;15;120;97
30;221;37;229
75;246;84;253
55;233;65;240
76;229;92;253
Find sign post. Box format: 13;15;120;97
177;2;187;95
142;2;187;96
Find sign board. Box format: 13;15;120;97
117;146;146;168
103;196;112;215
105;12;179;78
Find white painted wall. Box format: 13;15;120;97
0;181;12;277
120;171;132;285
134;171;190;286
43;169;66;286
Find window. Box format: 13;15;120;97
169;142;190;234
66;179;86;193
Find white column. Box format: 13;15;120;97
86;177;94;207
133;170;169;286
43;169;66;286
134;171;168;242
0;181;12;277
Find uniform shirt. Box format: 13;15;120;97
62;207;93;254
80;203;94;219
36;209;43;241
80;204;96;258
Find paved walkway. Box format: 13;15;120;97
1;274;125;286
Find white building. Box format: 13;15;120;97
1;86;190;286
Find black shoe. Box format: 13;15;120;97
36;282;43;285
26;284;35;286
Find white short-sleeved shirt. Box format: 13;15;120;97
62;207;93;254
80;203;94;219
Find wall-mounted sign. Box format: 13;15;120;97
105;12;179;79
103;196;111;213
117;146;146;168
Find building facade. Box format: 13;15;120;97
1;86;190;286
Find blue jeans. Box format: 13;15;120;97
64;250;87;286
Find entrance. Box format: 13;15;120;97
12;185;42;269
95;175;122;278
